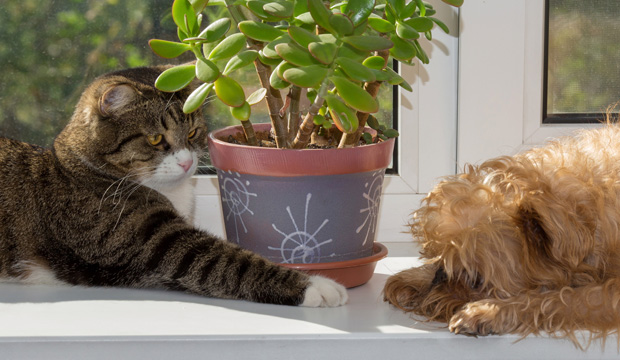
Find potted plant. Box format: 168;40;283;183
148;0;462;286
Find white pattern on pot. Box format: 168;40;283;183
357;170;384;245
269;193;334;264
219;171;257;243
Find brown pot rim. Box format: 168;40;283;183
207;123;395;177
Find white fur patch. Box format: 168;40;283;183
301;276;348;307
5;261;67;286
141;150;198;220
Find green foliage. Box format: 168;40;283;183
149;0;460;140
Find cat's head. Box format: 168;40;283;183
55;66;207;189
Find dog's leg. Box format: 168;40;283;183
449;278;620;340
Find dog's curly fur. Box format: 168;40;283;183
384;124;620;346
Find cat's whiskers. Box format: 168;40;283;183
98;167;156;214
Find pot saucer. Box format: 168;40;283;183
280;242;388;288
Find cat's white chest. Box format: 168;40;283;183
155;178;196;221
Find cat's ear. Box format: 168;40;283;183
99;84;136;117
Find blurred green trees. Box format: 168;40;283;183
547;0;620;116
0;0;179;146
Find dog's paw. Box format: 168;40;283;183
449;302;501;336
301;276;348;307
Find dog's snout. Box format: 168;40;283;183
431;266;447;286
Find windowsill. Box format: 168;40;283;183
0;243;613;359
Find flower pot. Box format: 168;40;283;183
207;123;394;268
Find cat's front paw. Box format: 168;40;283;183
301;276;348;307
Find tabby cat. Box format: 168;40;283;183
0;66;347;307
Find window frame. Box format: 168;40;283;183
457;0;601;169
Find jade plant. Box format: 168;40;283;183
149;0;463;149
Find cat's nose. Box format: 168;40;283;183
178;158;194;172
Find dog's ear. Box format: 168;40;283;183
517;206;554;260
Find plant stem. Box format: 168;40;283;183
253;57;288;148
287;86;302;143
291;90;326;149
224;0;287;148
240;119;258;145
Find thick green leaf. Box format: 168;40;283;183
283;65;328;88
275;42;318;66
288;26;320;48
398;79;413;92
401;1;417;19
337;43;367;62
269;66;291;89
383;128;399;138
396;21;420;40
313;113;326;126
177;27;189;42
263;1;294;18
230;101;251;120
308;42;337;65
367;17;395;33
223;50;259;75
442;0;464;7
329;13;354;37
155;65;196;92
196;59;220;83
149;39;191;59
342;35;393;52
258;51;283;65
246;88;267;105
183;83;213;113
275;61;296;79
189;0;209;14
214;76;245;107
342;0;374;26
172;0;198;36
324;94;358;134
405;17;434;32
363;55;387;70
389;34;417;61
414;0;426;17
335;57;375;82
318;33;338;44
208;33;247;61
238;20;285;42
429;17;450;34
413;39;429;63
308;0;334;32
366;115;380;130
392;0;406;14
362;132;373;144
330;76;378;113
295;12;315;25
198;18;231;42
263;35;290;58
370;68;390;81
383;67;404;85
246;0;281;21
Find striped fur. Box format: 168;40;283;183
0;66;347;307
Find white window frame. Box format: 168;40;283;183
192;0;461;243
458;0;600;168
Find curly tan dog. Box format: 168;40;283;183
384;124;620;344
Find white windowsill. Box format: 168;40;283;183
0;243;614;360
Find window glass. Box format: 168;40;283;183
544;0;620;123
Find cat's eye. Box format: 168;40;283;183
147;134;163;146
188;129;197;140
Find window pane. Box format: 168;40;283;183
544;0;620;123
0;1;393;168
